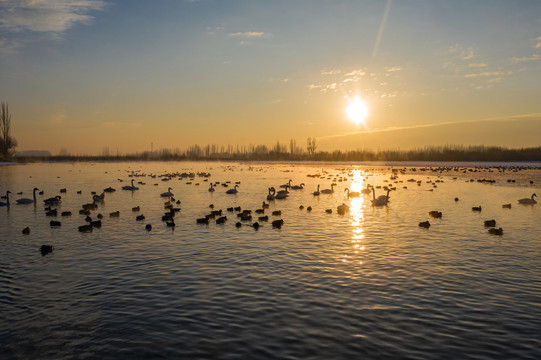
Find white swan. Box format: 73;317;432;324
321;184;335;194
313;185;320;196
371;187;390;206
344;188;360;198
291;183;305;190
16;188;39;204
280;179;292;189
518;193;537;205
226;184;239;194
209;183;215;192
267;187;275;201
161;187;174;197
122;179;139;191
0;191;11;207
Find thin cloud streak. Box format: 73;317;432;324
318;113;541;140
228;31;264;37
372;0;392;58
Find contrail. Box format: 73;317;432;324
372;0;392;58
318;113;541;140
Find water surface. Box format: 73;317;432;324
1;161;540;359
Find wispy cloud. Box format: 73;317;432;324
228;31;264;38
468;63;487;68
534;36;541;49
50;109;66;125
464;71;505;78
0;0;106;33
511;54;540;63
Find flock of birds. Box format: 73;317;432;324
0;166;538;256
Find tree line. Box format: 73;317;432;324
22;143;541;162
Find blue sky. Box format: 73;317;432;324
1;0;540;154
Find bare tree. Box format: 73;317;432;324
0;102;17;159
306;137;317;157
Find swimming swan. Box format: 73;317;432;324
344;188;360;198
321;184;335;194
16;188;39;204
226;184;239;194
267;187;275;201
122;179;139;191
0;191;11;207
371;187;390;206
161;187;174;197
518;193;537;205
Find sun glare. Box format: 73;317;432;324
346;96;368;125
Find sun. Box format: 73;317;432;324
346;96;368;125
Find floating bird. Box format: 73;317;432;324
472;206;482;212
78;224;93;233
502;204;512;209
226;184;239;194
16;188;39;204
44;195;61;205
280;179;292;189
121;179;139;191
518;193;537;205
321;184;335;194
209;183;215;192
92;192;105;202
484;219;496;227
40;245;54;256
344;188;360;198
145;224;152;231
161;187;174;197
488;227;503;235
267;187;276;201
22;227;31;234
272;219;284;228
371;187;390;206
0;191;11;207
428;211;442;218
104;187;116;192
337;203;350;214
419;221;431;228
313;185;320;196
290;183;305;190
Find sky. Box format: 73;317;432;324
1;0;540;155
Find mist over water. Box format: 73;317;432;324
1;161;540;359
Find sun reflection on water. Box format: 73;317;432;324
348;170;365;264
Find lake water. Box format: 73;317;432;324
1;161;540;359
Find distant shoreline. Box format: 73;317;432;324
5;145;541;164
